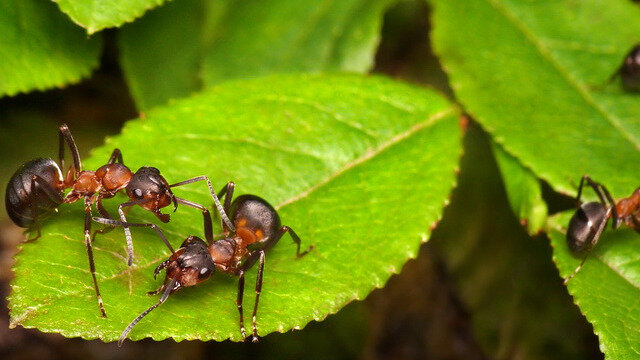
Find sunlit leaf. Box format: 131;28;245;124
9;74;461;342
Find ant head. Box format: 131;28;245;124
566;201;609;256
126;167;175;211
619;44;640;92
161;236;215;292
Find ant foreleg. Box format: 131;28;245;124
83;196;106;317
92;217;175;257
116;199;149;266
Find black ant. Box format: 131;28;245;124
608;44;640;92
5;124;232;317
564;175;640;283
97;182;314;345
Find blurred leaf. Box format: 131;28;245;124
434;125;600;360
549;213;640;360
54;0;166;34
429;0;640;198
0;0;102;97
492;143;547;235
9;74;461;342
119;0;395;110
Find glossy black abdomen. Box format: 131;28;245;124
230;194;281;241
5;158;64;227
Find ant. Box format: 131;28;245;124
608;44;640;92
98;182;314;345
564;175;640;283
5;124;232;317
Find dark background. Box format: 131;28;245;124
0;2;603;359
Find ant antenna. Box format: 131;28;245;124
118;278;177;346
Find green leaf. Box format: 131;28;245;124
429;0;640;198
549;213;640;360
492;142;547;235
119;0;395;110
9;74;461;342
0;0;102;97
54;0;166;34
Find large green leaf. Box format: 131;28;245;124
119;0;395;110
54;0;166;34
429;0;640;198
549;213;640;360
8;74;461;342
0;0;102;97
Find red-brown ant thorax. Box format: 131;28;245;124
95;163;132;193
65;171;101;202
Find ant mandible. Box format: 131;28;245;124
608;44;640;92
564;175;640;283
5;124;232;317
102;182;314;345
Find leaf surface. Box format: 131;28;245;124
54;0;166;33
0;0;102;97
430;0;640;198
118;0;395;110
549;213;640;360
9;74;461;342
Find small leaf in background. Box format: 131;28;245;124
9;74;461;342
549;213;640;360
492;143;547;235
429;0;640;197
118;0;396;110
54;0;166;34
0;0;102;97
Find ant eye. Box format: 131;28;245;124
133;188;143;198
198;267;211;279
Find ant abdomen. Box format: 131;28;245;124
5;158;64;227
566;202;608;255
230;194;281;242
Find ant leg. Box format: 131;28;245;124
280;226;314;258
26;176;64;241
107;148;124;165
174;197;213;243
59;124;82;175
581;176;619;228
563;255;590;285
83;196;107;317
235;269;247;341
250;251;266;342
92;217;175;255
217;182;235;218
168;176;234;232
237;249;267;342
91;197;116;243
117;199;149;266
